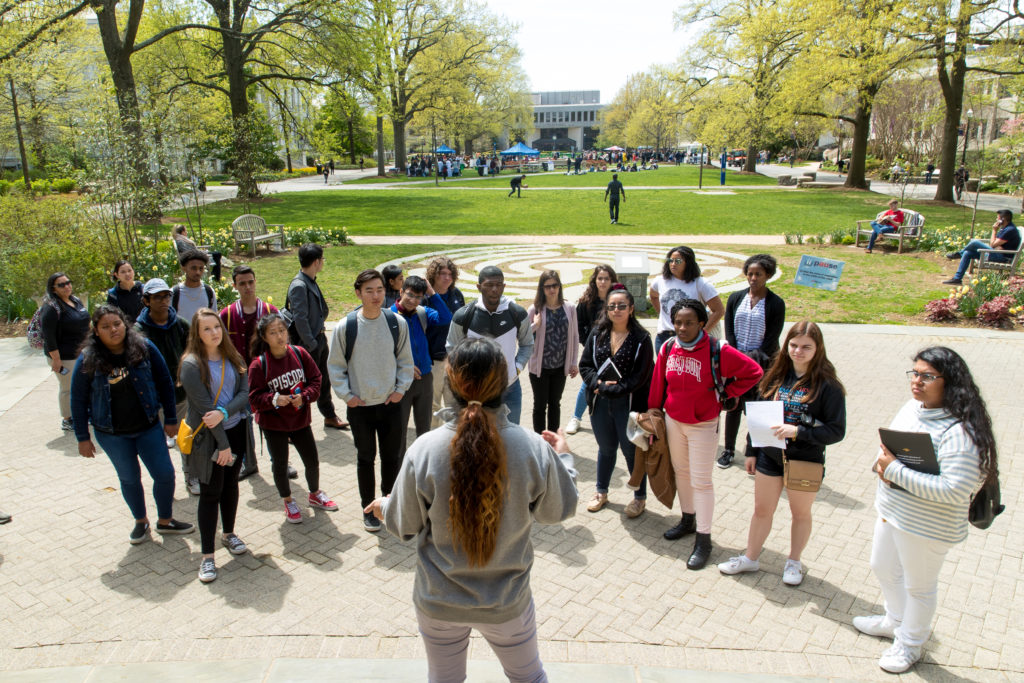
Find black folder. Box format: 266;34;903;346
878;428;940;491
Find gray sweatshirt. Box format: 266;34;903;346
382;409;578;624
327;309;414;406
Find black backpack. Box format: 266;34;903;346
660;336;736;410
344;308;401;363
171;283;215;310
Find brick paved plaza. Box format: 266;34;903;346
0;318;1020;681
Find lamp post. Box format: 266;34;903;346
960;108;973;168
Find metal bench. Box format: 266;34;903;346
854;209;925;253
231;214;285;254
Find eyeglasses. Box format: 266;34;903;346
668;258;685;265
55;280;72;288
543;283;560;290
607;303;630;311
906;370;942;383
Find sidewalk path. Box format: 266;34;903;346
0;320;1020;681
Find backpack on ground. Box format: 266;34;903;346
171;283;215;311
344;308;401;363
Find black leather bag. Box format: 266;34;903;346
968;472;1005;530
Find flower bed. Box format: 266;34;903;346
925;274;1024;328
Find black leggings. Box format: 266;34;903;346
197;421;247;554
263;425;320;499
528;367;567;434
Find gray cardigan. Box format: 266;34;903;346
382;409;578;624
179;355;249;484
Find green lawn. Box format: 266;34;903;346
196;187;992;237
344;163;774;187
237;241;950;325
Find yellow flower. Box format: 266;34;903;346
266;296;273;304
152;265;158;271
971;279;979;286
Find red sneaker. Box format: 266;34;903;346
308;491;338;511
284;499;302;524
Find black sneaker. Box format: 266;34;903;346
363;512;381;532
129;521;150;544
60;418;74;431
942;278;963;286
156;519;195;535
237;464;257;481
945;251;961;260
716;449;735;469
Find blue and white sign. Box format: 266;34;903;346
793;255;844;291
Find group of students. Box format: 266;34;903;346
42;241;1000;677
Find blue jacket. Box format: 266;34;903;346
391;293;453;374
426;286;465;361
70;339;178;442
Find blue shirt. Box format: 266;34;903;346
392;293;453;374
207;359;243;429
994;223;1020;261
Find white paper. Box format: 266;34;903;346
746;401;786;449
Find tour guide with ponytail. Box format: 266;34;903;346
364;338;578;682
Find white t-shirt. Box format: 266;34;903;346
175;283;216;325
650;275;718;333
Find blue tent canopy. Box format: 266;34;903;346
500;142;539;156
435;144;456;154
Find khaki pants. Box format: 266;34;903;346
430;361;453;428
56;360;75;419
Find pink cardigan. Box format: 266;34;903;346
526;302;579;377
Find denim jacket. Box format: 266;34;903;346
70;339;178;442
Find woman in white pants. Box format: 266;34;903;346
856;346;995;674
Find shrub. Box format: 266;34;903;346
51;178;76;193
978;295;1014;326
925;298;958;322
31;179;51;195
0;180;8;196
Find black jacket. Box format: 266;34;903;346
578;326;653;414
724;287;785;368
286;271;328;351
756;375;846;464
135;307;190;403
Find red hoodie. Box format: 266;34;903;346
648;334;763;424
248;345;322;432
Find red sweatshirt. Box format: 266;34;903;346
248;345;322;432
648;334;763;424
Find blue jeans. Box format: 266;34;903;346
592;395;646;498
954;239;989;280
572;383;587;421
655;330;674;353
94;422;175;521
504;378;523;426
867;221;897;250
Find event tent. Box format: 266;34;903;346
603;145;625;151
435;144;456;154
500;142;539;156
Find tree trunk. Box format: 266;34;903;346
278;100;293;173
26;88;47;172
744;144;757;172
392;116;408;172
376;115;385;176
465;138;474;156
347;116;356;164
217;6;260;199
8;79;31;190
933;53;967;203
845;92;875;190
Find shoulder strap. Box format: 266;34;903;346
459;305;475;336
205;284;214;308
416;305;428;333
259;351;267;376
343;310;359;363
171;285;180;310
383;308;401;355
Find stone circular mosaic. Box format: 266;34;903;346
377;244;780;304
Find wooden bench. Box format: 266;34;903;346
231;214;285;254
970;246;1023;276
854;209;925;253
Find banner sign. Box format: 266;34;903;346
793;255;844;291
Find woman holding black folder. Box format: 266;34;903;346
578;286;654;517
854;347;995;674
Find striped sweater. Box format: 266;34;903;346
876;400;983;544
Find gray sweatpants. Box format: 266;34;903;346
415;599;545;683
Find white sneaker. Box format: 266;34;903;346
565;417;581;435
187;477;201;495
718;555;759;575
878;641;921;673
166;436;176;449
853;614;898;639
782;559;804;585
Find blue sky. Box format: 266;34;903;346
483;0;691;103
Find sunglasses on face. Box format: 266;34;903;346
55;280;72;288
668;258;685;265
543;283;560;290
607;303;630;311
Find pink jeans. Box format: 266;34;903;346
665;416;720;534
